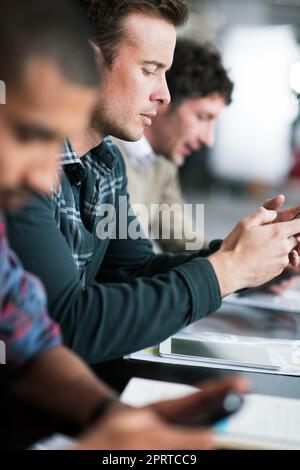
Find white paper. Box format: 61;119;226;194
121;378;196;407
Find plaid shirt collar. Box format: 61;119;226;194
61;138;119;184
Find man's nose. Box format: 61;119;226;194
152;75;171;106
201;124;215;148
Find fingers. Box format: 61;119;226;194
275;219;300;238
149;376;250;423
263;194;285;211
244;206;277;228
276;204;300;223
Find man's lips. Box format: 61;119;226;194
140;112;157;126
180;143;200;156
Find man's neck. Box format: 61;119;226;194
143;127;156;152
69;127;103;158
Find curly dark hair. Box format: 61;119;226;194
73;0;189;66
167;39;234;108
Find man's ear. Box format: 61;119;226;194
89;40;104;70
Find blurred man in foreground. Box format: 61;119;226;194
0;0;248;450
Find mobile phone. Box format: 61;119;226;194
293;211;300;220
178;392;244;427
200;392;244;426
238;268;299;295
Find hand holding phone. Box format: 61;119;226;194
179;392;244;427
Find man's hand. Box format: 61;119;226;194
75;377;249;450
263;194;300;268
255;194;300;293
263;194;300;224
77;407;214;450
208;201;300;297
147;376;249;425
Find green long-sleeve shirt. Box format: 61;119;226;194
7;139;222;364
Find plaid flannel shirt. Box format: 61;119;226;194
52;138;124;285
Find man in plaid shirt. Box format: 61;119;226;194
0;0;124;449
8;0;300;365
1;0;249;451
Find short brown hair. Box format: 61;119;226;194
74;0;189;66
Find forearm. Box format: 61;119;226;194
100;238;223;283
208;250;244;298
13;346;117;428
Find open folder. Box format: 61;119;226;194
121;378;300;450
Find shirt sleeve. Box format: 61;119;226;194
0;219;61;367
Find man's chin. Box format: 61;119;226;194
172;154;185;167
112;127;144;143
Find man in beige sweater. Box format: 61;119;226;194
113;39;233;252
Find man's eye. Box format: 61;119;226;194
15;128;38;142
197;115;211;122
15;126;55;142
142;68;156;76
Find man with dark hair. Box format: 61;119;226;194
114;39;233;252
7;0;300;367
0;0;114;449
1;0;250;451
